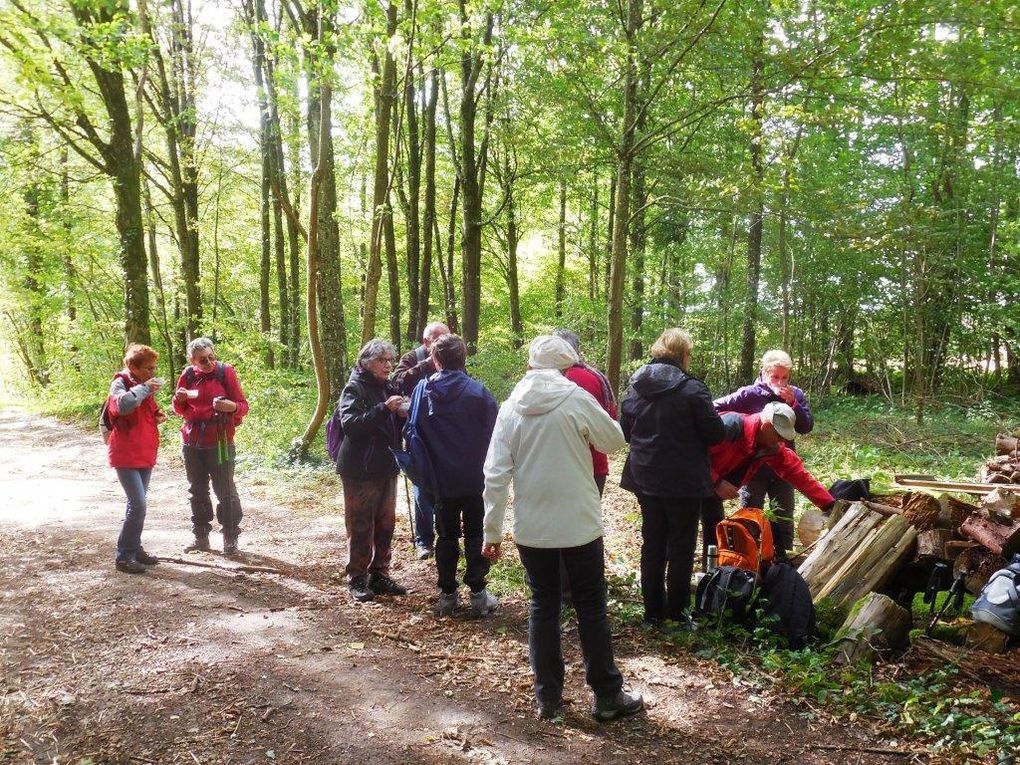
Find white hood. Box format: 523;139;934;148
510;369;576;416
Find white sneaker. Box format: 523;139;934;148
436;591;459;617
470;589;498;617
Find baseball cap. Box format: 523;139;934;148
761;402;796;441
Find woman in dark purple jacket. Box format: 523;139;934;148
711;349;813;558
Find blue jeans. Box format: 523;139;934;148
413;484;435;548
517;537;624;704
116;468;152;561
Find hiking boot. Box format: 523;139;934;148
592;690;644;722
135;549;159;566
348;576;374;603
185;534;211;552
222;533;239;556
469;589;498;616
416;543;434;561
369;574;408;596
115;558;147;575
436;591;459;617
536;698;564;720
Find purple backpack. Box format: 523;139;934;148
325;406;344;464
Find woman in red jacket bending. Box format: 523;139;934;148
107;344;167;574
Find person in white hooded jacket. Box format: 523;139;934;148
482;335;644;723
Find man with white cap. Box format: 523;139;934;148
703;401;835;557
482;335;643;722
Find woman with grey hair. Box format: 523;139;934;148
336;339;409;602
172;337;249;554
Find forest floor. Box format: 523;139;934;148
0;409;991;765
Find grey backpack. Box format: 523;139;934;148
971;554;1020;636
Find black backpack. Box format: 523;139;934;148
183;361;226;389
759;562;816;648
828;478;871;502
695;566;758;625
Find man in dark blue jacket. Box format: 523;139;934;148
414;334;499;617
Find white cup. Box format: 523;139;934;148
185;389;200;400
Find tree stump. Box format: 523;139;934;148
834;592;912;665
966;622;1010;655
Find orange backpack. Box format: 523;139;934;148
716;507;775;575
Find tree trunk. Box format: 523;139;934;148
385;189;401;345
19;128;48;386
402;26;423;344
589;170;599;303
363;0;398;345
418;67;439;338
629;159;646;361
297;3;347;400
606;0;642;393
505;179;523;348
555;179;567;319
457;5;494;351
737;32;765;385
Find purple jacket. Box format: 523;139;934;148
712;378;813;443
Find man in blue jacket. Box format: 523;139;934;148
414;334;500;617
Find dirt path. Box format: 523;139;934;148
0;410;920;765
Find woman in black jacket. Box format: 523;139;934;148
338;339;409;603
620;328;725;627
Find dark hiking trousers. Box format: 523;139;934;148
435;495;489;594
342;476;397;580
740;466;796;557
518;537;624;706
637;495;702;621
183;444;242;535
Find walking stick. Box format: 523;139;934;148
402;474;416;550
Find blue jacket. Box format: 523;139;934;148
416;369;498;498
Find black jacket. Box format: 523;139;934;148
620;359;725;498
337;366;400;480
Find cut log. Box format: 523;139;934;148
799;503;883;596
901;493;940;531
943;496;977;528
960;512;1020;557
995;434;1019;455
834;593;912;665
966;621;1010;655
913;528;951;562
861;500;903;517
953;547;1007;595
818;514;918;605
978;488;1020;522
798;502;918;607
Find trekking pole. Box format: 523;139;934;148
402;474;416;550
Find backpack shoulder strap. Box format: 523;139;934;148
184;365;196;388
215;361;226;384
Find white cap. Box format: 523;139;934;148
528;335;579;370
761;401;796;441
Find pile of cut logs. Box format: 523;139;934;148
796;435;1020;662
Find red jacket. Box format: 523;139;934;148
564;363;617;477
172;363;249;448
107;370;161;469
709;412;834;510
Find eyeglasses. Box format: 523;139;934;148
194;354;215;364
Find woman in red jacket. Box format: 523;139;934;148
172;337;249;555
107;344;167;574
